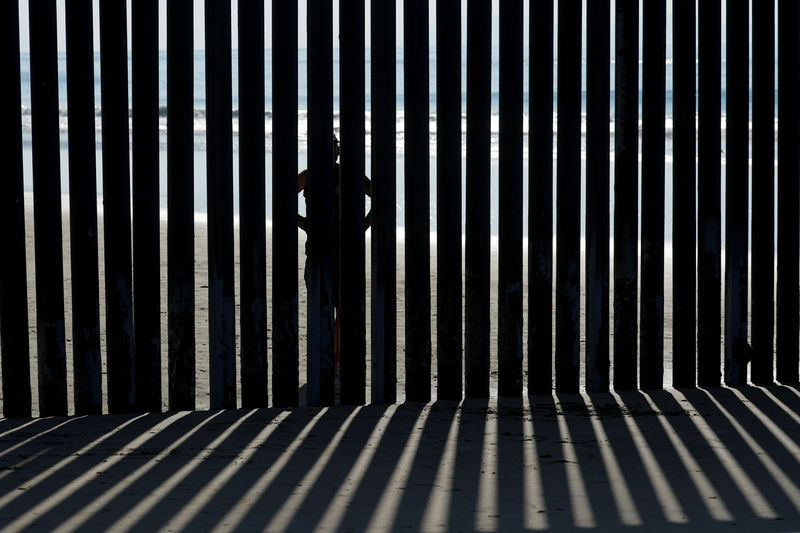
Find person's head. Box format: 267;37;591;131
333;134;340;163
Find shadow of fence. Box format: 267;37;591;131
1;386;799;531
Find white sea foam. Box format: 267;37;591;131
22;105;771;157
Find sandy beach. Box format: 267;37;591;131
5;199;800;532
13;194;422;413
3;193;685;416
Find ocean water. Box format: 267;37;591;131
18;51;760;239
19;50;690;148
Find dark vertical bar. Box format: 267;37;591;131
29;0;67;416
498;0;523;397
529;0;554;395
750;0;775;384
697;0;721;388
613;0;638;391
307;0;335;406
436;0;462;401
555;0;581;393
205;0;236;409
339;0;367;405
0;0;32;418
66;0;102;415
167;0;195;411
371;0;397;404
776;0;800;384
465;0;491;399
239;0;267;407
272;0;299;407
672;0;696;388
404;0;432;403
585;0;610;393
100;0;136;413
723;0;749;386
640;0;666;390
132;0;161;412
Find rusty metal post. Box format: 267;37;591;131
29;0;67;416
750;0;775;385
672;0;696;389
132;0;162;412
724;0;749;386
776;0;800;384
0;0;32;418
498;0;523;397
205;0;237;409
697;0;722;388
238;0;267;407
167;0;196;411
404;0;432;403
272;0;300;407
370;0;397;404
640;0;666;390
100;0;136;413
339;0;367;405
436;0;463;401
307;0;336;406
66;0;102;414
613;0;639;391
555;0;581;393
465;0;491;399
585;0;610;393
529;0;554;395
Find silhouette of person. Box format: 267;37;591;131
298;134;371;375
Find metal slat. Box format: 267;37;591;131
370;0;397;404
307;0;336;406
555;0;581;393
435;0;462;401
750;0;775;385
671;0;696;389
339;0;367;405
613;0;638;391
132;0;162;412
465;0;491;399
66;0;102;415
272;0;299;407
585;0;610;393
776;0;800;384
239;0;267;408
205;0;237;410
697;0;722;387
167;0;196;411
639;0;666;390
528;0;554;395
100;0;136;413
29;0;67;416
498;0;523;397
403;0;432;403
724;0;749;386
0;0;32;418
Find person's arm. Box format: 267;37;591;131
364;176;372;230
298;170;308;232
298;169;308;193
